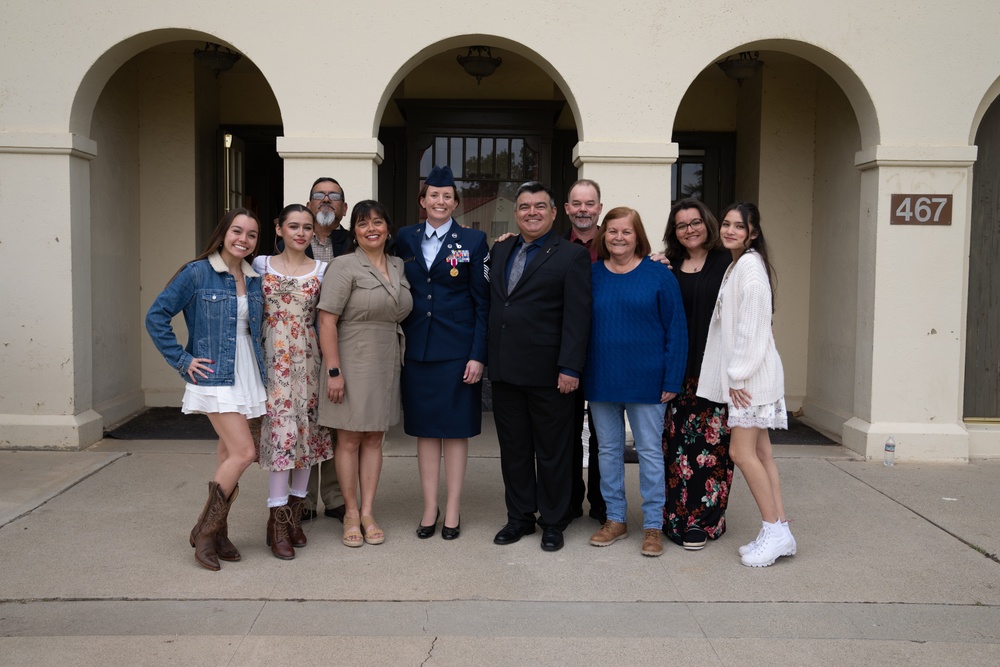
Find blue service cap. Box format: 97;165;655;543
425;165;456;188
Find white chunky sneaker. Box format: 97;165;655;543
740;521;793;567
738;525;765;557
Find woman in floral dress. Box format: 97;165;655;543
252;204;333;560
661;198;735;551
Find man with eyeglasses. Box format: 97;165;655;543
489;181;591;552
306;177;352;262
300;177;351;523
563;179;607;526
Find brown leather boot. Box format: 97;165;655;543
189;481;228;571
215;484;241;562
287;495;308;548
266;505;295;560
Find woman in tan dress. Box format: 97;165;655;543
317;200;413;547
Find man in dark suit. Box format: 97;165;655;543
489;181;592;552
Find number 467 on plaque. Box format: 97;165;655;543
890;194;952;225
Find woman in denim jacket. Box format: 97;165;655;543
146;207;267;571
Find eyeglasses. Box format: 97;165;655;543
675;219;705;233
310;192;344;202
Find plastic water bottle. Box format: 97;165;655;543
883;436;895;466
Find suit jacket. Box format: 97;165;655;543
396;222;491;363
487;231;592;386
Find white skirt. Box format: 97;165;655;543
727;396;788;430
182;332;266;418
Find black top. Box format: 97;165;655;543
673;247;731;378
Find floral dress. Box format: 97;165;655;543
662;254;735;546
663;376;733;544
254;257;333;471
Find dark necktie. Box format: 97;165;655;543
507;243;530;292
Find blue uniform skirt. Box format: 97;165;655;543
401;358;482;438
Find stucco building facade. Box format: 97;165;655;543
1;1;998;460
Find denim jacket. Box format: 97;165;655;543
145;252;266;386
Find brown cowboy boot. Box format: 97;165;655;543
215;484;241;562
265;505;295;560
189;481;228;571
287;495;308;548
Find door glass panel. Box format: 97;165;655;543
434;137;447;170
466;137;478;175
481;138;494;177
450;139;463;177
680;162;704;200
511;139;525;180
420;147;433;177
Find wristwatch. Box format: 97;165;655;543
328;367;341;378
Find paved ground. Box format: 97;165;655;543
1;415;998;666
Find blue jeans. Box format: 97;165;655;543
589;402;668;529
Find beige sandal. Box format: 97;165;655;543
361;515;385;545
343;515;364;548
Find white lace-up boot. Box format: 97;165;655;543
782;520;797;556
740;520;793;567
738;525;765;556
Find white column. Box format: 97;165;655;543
844;145;977;461
277;137;384;215
571;141;677;243
0;133;102;450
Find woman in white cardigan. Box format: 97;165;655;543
697;202;795;567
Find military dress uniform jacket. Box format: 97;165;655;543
396;222;490;363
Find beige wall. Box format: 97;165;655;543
757;55;819;409
675;73;738;132
90;61;143;427
2;0;1000;457
137;52;199;407
803;73;862;437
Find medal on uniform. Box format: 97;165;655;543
448;254;459;277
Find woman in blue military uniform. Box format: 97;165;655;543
397;166;490;540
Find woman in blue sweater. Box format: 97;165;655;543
585;207;687;557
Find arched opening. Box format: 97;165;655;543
82;35;282;423
374;40;579;238
965;91;1000;423
671;46;868;440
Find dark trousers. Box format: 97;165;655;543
570;389;606;519
492;381;575;530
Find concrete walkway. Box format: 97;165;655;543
1;415;998;666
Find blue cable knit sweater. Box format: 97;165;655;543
584;257;688;403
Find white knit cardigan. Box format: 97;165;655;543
696;250;785;406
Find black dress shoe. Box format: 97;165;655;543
301;508;318;521
441;517;460;541
416;509;440;539
541;527;564;552
493;522;536;545
324;505;346;522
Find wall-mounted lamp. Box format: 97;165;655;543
716;51;764;86
194;42;242;77
457;45;502;84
